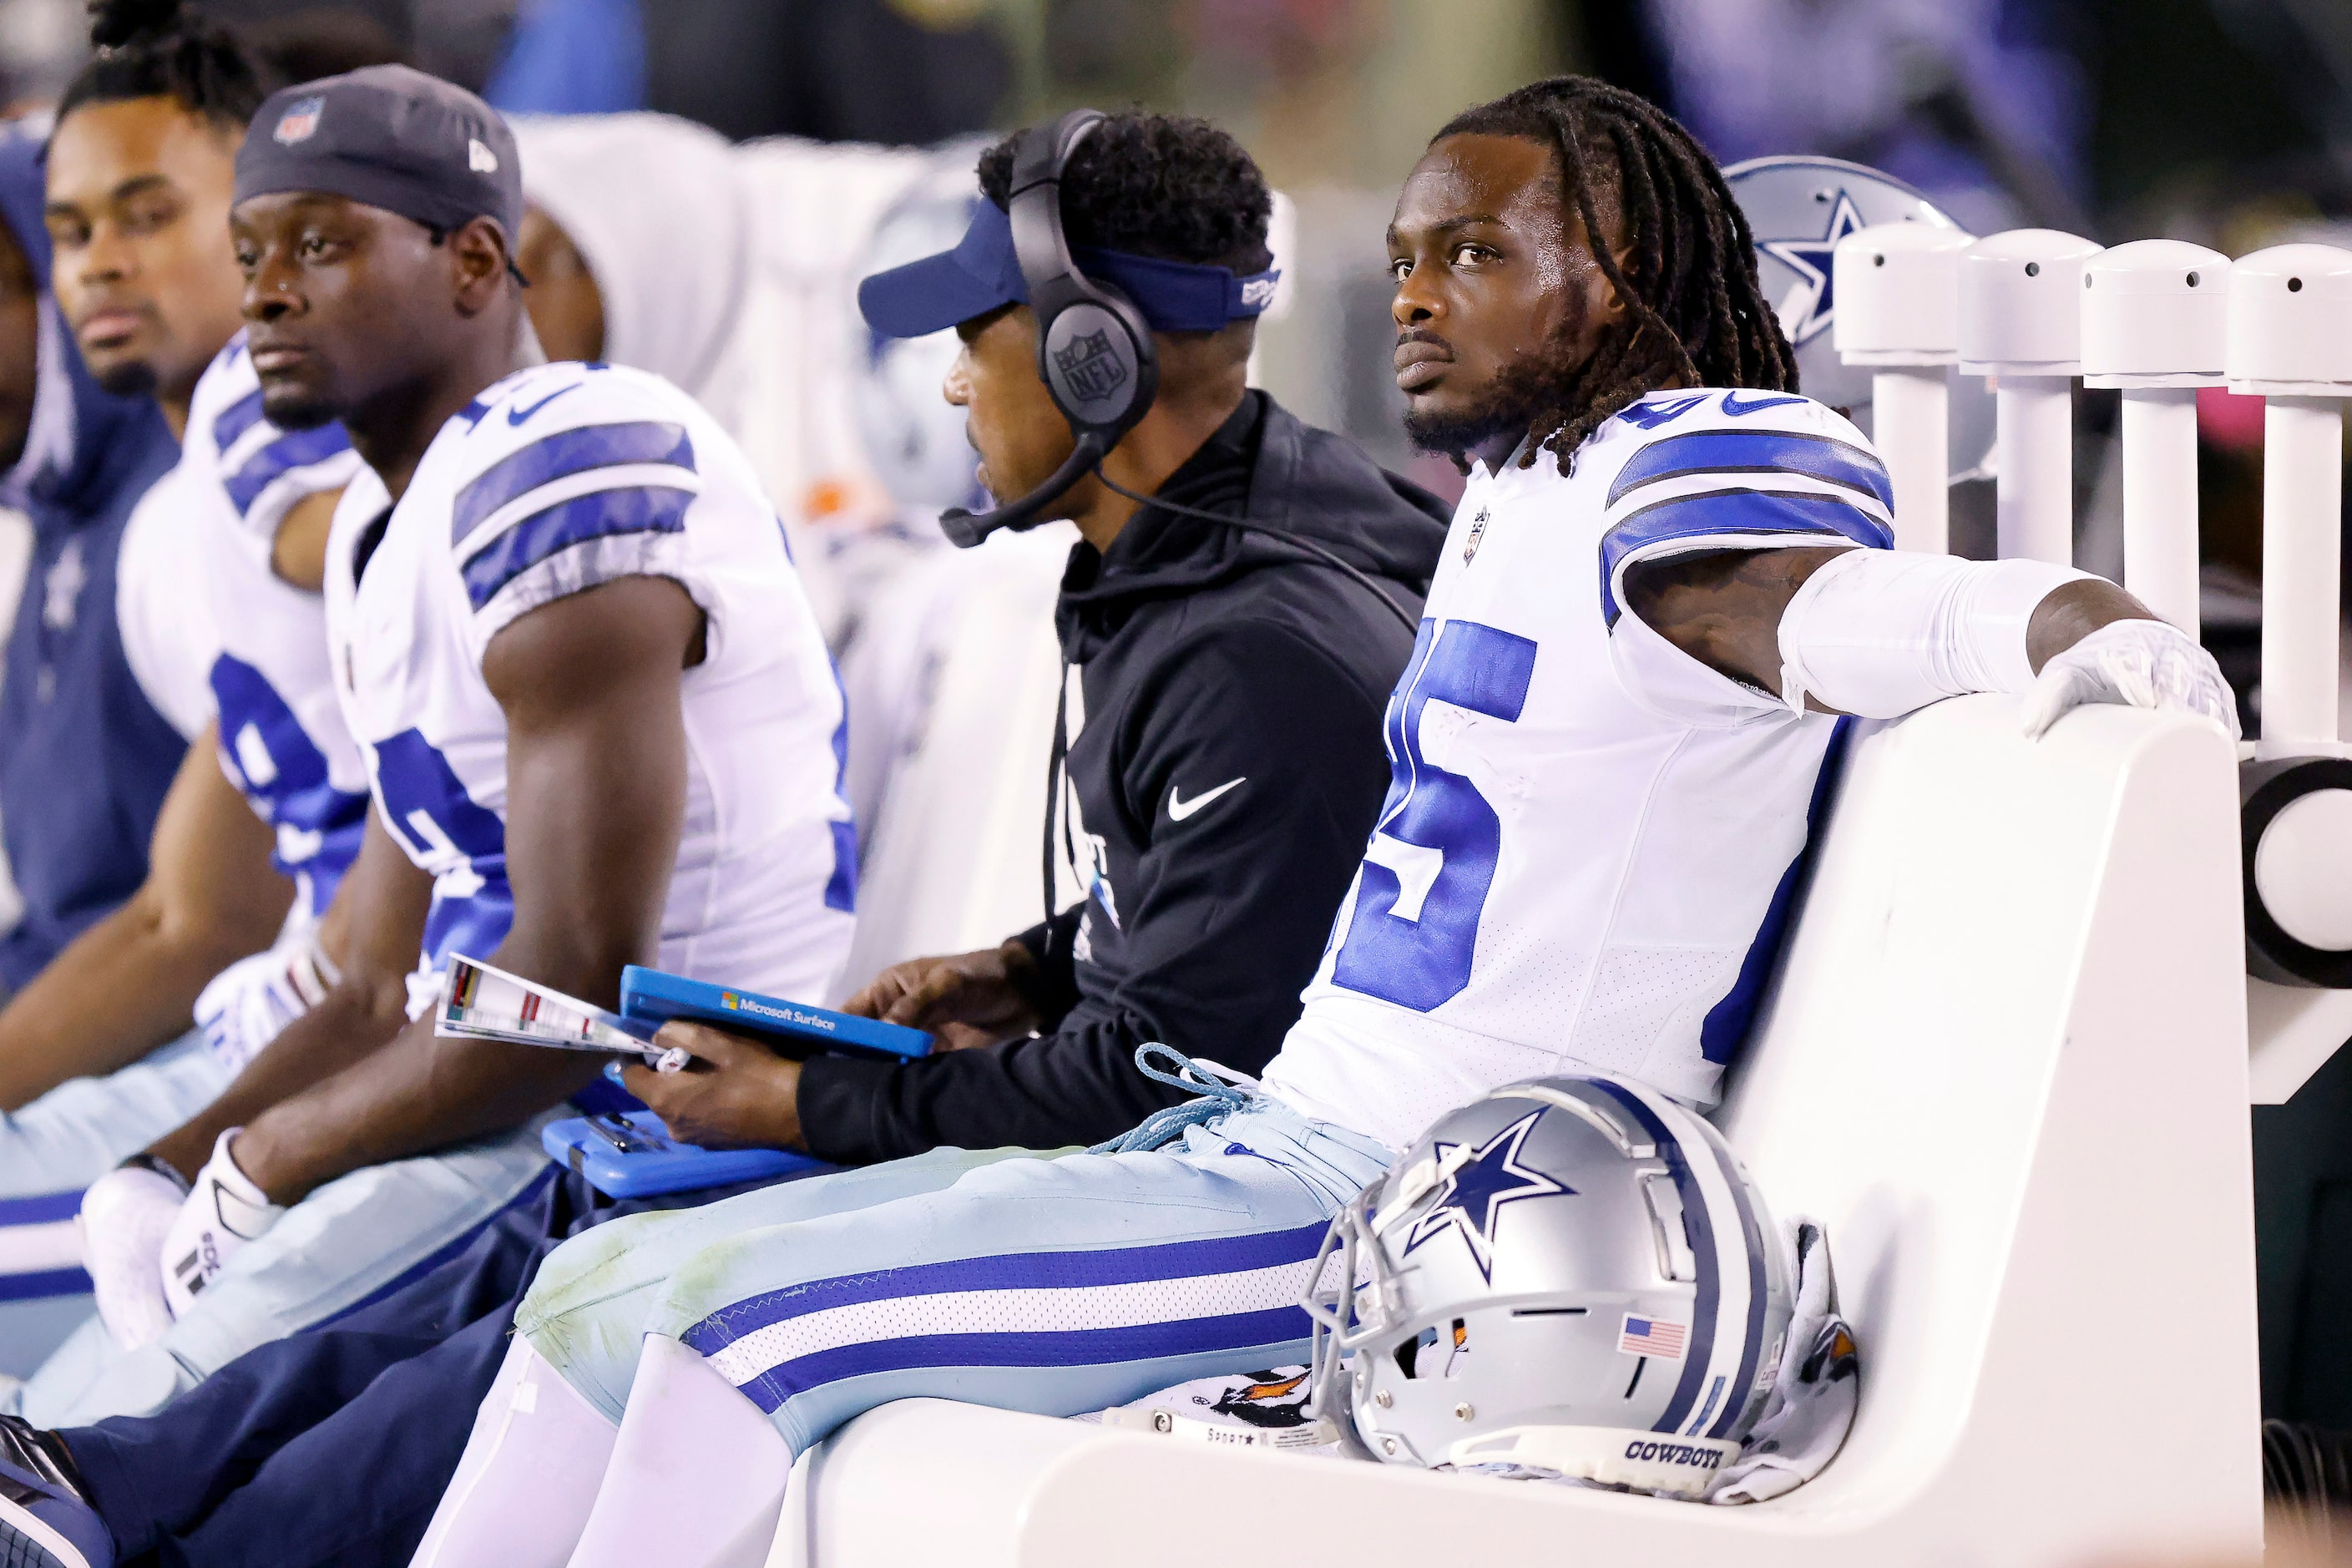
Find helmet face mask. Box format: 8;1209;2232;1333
1304;1075;1791;1498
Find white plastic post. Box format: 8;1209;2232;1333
2117;391;2202;631
2259;399;2343;748
1960;230;2104;565
1871;369;1950;552
2226;243;2352;756
1834;222;1972;554
2081;240;2230;635
1992;377;2074;564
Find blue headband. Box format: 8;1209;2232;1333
858;199;1280;339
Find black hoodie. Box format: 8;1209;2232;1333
797;392;1450;1161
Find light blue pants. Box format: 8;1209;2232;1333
9;1115;561;1425
0;1029;234;1377
519;1101;1393;1454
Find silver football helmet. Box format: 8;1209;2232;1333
1303;1075;1790;1498
1727;154;1994;475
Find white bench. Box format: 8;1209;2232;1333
766;693;2259;1567
828;525;1074;999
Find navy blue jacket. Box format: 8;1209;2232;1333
0;129;184;989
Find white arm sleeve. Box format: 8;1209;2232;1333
1775;550;2093;718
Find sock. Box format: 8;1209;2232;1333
410;1335;619;1568
565;1335;792;1568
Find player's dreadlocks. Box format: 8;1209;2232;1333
60;0;276;134
1436;76;1798;473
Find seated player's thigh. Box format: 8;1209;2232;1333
518;1145;1054;1419
627;1141;1355;1448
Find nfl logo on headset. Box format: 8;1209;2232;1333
273;95;325;145
1053;329;1127;404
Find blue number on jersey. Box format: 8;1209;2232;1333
372;728;514;967
1332;620;1537;1011
210;655;371;910
822;670;856;914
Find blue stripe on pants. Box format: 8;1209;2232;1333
726;1306;1316;1415
680;1219;1330;1343
522;1105;1393;1454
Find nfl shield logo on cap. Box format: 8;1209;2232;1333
273;95;325;145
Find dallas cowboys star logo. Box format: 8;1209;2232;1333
1758;190;1865;346
1402;1109;1573;1282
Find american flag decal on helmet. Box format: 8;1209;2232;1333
1620;1313;1687;1360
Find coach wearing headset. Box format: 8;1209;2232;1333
630;112;1449;1161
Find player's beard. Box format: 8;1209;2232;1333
91;358;158;400
257;386;337;432
1401;301;1610;465
1402;351;1555;465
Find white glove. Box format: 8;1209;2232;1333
159;1129;285;1321
2018;619;2243;741
194;936;339;1075
79;1159;186;1350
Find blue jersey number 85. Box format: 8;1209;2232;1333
1332;619;1536;1012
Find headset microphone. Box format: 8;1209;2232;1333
939;432;1106;549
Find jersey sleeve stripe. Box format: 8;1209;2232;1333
458;485;693;610
452;421;695;544
1605;428;1894;511
224;423;355;517
211;388;268;453
1598;488;1894;626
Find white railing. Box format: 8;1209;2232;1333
1839;220;2352;1098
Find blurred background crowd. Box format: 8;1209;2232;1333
8;0;2346;500
3;0;2352;1500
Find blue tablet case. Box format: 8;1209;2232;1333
619;966;932;1062
543;1110;825;1199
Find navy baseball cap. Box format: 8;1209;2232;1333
235;65;524;241
859;198;1280;340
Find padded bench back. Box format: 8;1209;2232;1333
832;529;1071;999
1711;695;2258;1555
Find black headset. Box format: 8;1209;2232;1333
938;110;1414;638
940;109;1156;549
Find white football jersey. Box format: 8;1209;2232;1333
323;361;856;1010
119;458;219;740
118;336;372;921
1262;388;1892;1150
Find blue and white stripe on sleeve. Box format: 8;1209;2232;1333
210;387;267;455
211;387;359;539
224;424;354;516
1597;426;1894;627
451;419;700;615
